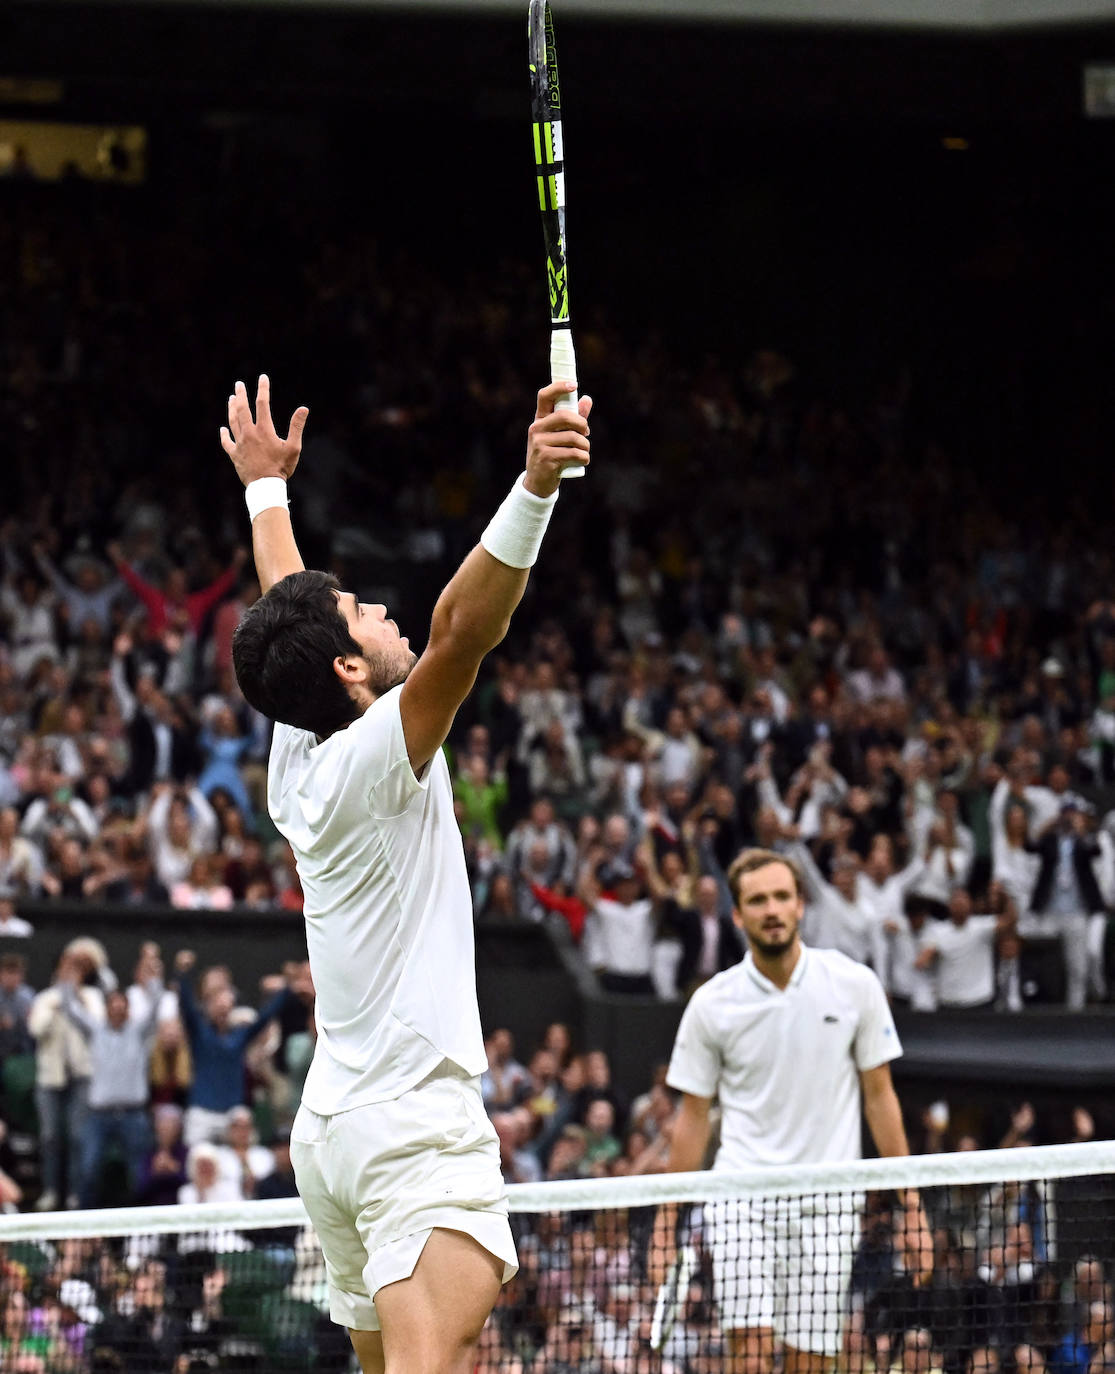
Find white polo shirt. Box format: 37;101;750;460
917;915;998;1008
268;685;486;1116
666;945;901;1168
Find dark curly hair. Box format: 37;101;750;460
232;570;363;737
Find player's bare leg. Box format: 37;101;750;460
784;1345;835;1374
350;1329;385;1374
727;1326;777;1374
374;1227;503;1374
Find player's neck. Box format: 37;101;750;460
749;937;803;990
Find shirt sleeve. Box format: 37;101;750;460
853;966;903;1072
666;989;721;1100
973;915;1000;943
348;686;431;820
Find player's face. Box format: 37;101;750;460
733;861;804;958
335;591;418;692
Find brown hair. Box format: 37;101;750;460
727;848;804;907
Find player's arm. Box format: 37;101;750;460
220;376;310;594
399;381;591;773
861;1062;933;1286
667;1092;713;1172
649;1092;712;1285
860;1061;910;1160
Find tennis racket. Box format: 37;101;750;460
528;0;583;478
650;1242;699;1351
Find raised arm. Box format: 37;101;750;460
397;381;591;773
59;981;97;1039
787;838;828;903
220;376;309;594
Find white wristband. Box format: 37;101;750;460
480;474;559;569
245;477;289;523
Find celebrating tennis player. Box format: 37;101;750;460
660;847;932;1374
221;375;590;1374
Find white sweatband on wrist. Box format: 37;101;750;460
480;474;559;569
244;477;289;523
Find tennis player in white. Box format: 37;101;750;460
219;374;591;1374
660;847;932;1374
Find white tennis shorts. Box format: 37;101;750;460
703;1197;860;1355
290;1061;519;1331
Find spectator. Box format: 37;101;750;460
482;1028;532;1114
215;1104;274;1197
61;959;163;1207
134;1104;188;1207
173;949;293;1146
0;952;34;1056
28;950;104;1211
107;543;246;641
663;873;744;996
196;706;254;820
0;806;43;897
1029;800;1107;1009
169;854;234;910
145;786;219;892
103;847;170;906
581;860;658;996
0;896;34;939
915;889;1015;1010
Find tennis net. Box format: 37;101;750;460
0;1142;1111;1373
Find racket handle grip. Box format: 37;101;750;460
550;326;584;479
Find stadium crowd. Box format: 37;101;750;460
0;1005;1107;1374
0;173;1115;1366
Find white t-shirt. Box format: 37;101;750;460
268;686;486;1115
918;915;998;1008
583;898;656;977
666;945;901;1168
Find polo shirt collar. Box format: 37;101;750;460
742;943;809;995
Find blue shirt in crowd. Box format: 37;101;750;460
178;973;291;1113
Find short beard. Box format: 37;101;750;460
362;648;414;697
748;931;797;959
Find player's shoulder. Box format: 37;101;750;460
687;959;751;1012
805;945;884;995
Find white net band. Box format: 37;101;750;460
0;1140;1109;1241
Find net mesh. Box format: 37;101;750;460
0;1143;1110;1374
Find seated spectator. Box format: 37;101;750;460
216;1104;274;1197
482;1028;531;1114
170;854;234;910
178;1142;242;1205
134;1103;188;1207
103;846;169;906
148;1017;192;1108
493;1108;543;1184
579;1098;621;1177
0;896;33;939
1054;1302;1114;1374
0;806;42;896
